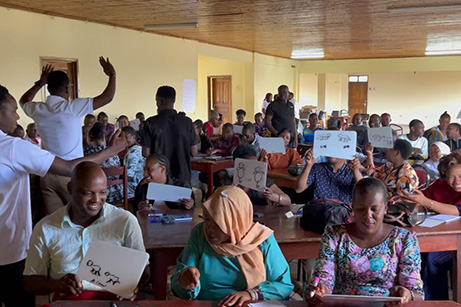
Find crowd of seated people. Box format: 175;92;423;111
4;61;461;307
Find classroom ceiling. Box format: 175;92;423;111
2;0;461;60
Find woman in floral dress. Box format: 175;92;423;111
306;177;424;305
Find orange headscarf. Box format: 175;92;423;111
203;186;273;289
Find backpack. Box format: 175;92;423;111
300;198;354;233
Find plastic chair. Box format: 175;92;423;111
390;123;403;136
413;167;430;189
102;165;128;210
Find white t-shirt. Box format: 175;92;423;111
398;134;429;158
23;95;93;159
262;100;270;111
0;132;54;265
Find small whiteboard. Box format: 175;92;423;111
77;240;149;299
147;183;192;202
367;127;393;148
233;125;244;134
233;158;268;192
259;137;286;154
313;130;357;160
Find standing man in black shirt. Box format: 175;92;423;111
141;86;197;184
265;84;298;147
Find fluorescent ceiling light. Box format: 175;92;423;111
144;23;198;30
388;4;461;12
291;50;325;59
425;49;461;55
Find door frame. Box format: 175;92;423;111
207;75;232;115
40;56;79;100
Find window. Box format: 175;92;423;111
348;75;368;82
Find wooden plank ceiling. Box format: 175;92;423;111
2;0;461;60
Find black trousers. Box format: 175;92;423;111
0;259;35;307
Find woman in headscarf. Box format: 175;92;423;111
171;186;293;306
423;141;451;180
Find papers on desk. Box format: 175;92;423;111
259;137;286;154
77;240;149;299
233;158;267;192
323;294;401;306
248;300;286;307
313;130;357;160
146;182;192;202
419;214;460;227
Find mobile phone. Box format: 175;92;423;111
118;120;123;129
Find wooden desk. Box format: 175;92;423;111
50;300;461;307
138;207;461;302
191;158;234;197
267;169;299;189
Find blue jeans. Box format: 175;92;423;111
422;251;453;300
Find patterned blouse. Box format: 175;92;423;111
313;224;424;297
367;162;418;198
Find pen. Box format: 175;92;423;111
309;277;320;298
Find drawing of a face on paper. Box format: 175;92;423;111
233;158;267;192
313;130;357;160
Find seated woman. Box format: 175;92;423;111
397;151;461;300
83;122;123;204
306;177;424;305
260;129;303;170
422;141;451;180
233;144;291;206
134;154;194;212
365;139;419;198
171;186;293;305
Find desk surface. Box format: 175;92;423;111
138;205;461;250
49;300;461;307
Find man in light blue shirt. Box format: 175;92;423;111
23;162;149;299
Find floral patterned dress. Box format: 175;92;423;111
312;224;424;297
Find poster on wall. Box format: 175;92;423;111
182;79;196;113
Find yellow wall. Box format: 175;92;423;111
297;57;461;126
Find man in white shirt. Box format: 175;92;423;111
398;119;428;158
19;57;117;215
0;85;126;307
23;162;148;300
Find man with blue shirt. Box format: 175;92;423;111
295;150;362;204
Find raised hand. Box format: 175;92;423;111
99;56;116;77
305;149;316;166
38;64;54;87
178;266;200;290
365;142;374;157
348;156;361;172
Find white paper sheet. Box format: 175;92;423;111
248;300;286;307
429;214;460;222
419;218;445;228
323;294;401;305
259;137;286;154
457;108;461;119
233;158;268;192
367;127;393;148
233;125;244;134
182;79;196;113
77;240;149;299
146;182;192;202
313;130;357;160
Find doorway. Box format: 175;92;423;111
207;76;232;124
348;75;368;116
40;57;79;100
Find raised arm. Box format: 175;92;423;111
19;65;54;108
92;56;116;110
295;150;316;193
48;130;127;177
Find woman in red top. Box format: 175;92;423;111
403;151;461;215
399;151;461;300
260;129;304;170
